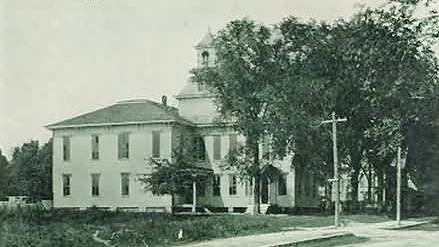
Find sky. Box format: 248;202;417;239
0;0;390;159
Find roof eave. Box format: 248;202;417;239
46;119;195;130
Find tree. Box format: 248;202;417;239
0;149;9;200
7;139;53;200
139;134;212;211
191;19;280;214
274;0;439;206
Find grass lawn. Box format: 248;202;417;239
403;222;439;231
0;207;388;247
341;214;391;223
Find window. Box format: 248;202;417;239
229;174;237;195
152;131;160;158
118;133;129;159
262;136;270;159
121;173;130;196
213;135;221;160
197;82;205;91
312;176;317;197
229;134;237;153
297;176;302;196
91;135;99;160
196;181;205;197
62;174;71;197
63;136;70;161
194;136;206;160
278;174;287;196
201;51;209;66
304;176;309;196
245;178;253;196
91;173;100;197
213;175;221;196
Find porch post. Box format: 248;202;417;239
259;178;262;205
267;178;271;204
192;181;196;213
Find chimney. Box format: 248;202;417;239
161;95;167;106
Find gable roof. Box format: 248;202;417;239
46;99;194;129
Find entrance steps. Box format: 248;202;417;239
245;204;270;214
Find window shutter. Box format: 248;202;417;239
118;134;123;159
125;134;129;159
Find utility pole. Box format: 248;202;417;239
321;112;347;228
396;147;401;225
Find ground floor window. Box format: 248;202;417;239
245;178;253;196
229;174;237;195
91;173;100;197
196;181;206;197
121;173;130;196
213;175;221;196
278;174;287;195
62;174;71;197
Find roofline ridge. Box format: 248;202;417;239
116;99;150;104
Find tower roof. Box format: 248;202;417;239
195;32;214;48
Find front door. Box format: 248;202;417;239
261;177;269;204
183;186;193;204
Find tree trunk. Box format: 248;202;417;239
171;193;175;215
252;142;261;215
376;167;384;210
367;164;372;202
350;146;362;204
351;169;360;205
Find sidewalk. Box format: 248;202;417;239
179;218;437;247
179;228;349;247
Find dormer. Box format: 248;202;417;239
195;32;215;68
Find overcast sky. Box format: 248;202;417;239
0;0;390;158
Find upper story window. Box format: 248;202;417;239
152;131;161;158
194;136;206;161
91;135;99;160
262;136;270;159
201;51;209;67
118;133;130;159
62;174;71;197
229;134;237;153
213;135;221;160
62;136;70;161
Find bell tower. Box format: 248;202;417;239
195;31;215;68
175;31;218;124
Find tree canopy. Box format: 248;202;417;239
191;0;439;212
7;139;53;200
139;134;212;207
